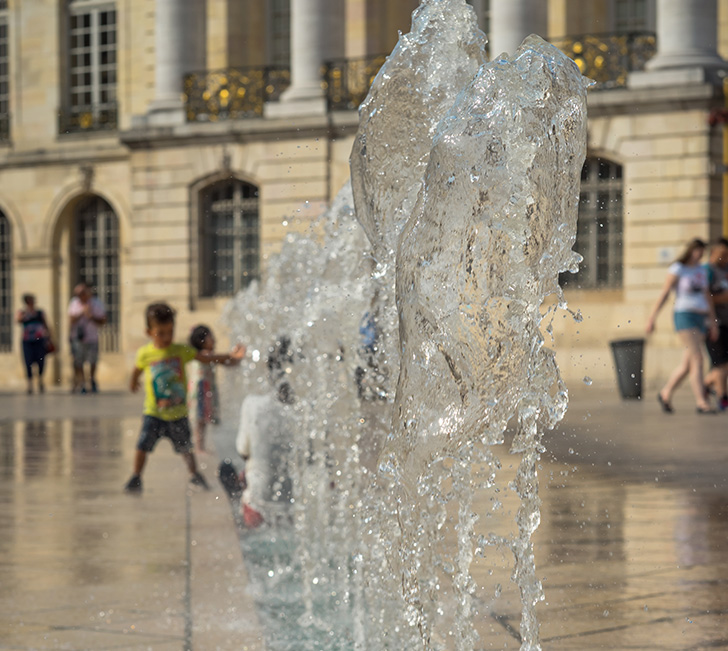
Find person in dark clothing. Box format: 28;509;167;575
16;294;51;394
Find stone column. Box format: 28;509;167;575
646;0;725;71
147;0;206;126
630;0;727;87
267;0;331;117
489;0;547;59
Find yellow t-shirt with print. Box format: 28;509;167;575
135;342;197;421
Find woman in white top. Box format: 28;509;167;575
647;238;718;413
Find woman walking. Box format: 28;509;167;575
646;238;718;413
16;294;51;394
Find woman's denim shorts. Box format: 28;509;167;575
674;311;707;334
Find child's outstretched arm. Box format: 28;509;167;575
130;367;143;392
196;343;246;366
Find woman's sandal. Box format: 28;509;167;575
696;406;717;415
657;393;674;413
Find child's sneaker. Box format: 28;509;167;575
720;396;728;411
124;475;142;493
189;472;210;490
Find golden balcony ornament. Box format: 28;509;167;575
550;31;656;90
184;65;291;121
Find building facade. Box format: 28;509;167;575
0;0;726;390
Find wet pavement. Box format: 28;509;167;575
0;391;264;650
471;387;728;649
0;386;727;649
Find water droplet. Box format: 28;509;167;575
582;376;592;386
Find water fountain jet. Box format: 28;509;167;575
224;2;588;648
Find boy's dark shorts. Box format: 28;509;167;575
706;325;728;368
137;415;192;453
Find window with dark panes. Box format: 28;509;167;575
562;157;624;289
200;180;260;297
0;211;10;352
0;0;9;141
64;0;117;132
268;0;290;66
615;0;655;32
73;196;119;352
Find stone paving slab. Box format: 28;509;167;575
2;385;728;649
0;396;264;651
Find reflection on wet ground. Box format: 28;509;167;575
226;389;728;650
0;388;727;649
0;393;263;650
0;418;138;603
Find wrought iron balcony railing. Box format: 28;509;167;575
58;103;118;135
183;66;291;122
549;31;656;90
182;32;657;123
324;54;388;111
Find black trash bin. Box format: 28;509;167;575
609;338;645;399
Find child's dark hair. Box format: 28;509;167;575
190;325;212;351
146;302;175;329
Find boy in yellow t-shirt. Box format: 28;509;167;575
124;302;245;493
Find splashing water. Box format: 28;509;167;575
223;1;588;649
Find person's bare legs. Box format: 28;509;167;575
132;449;147;476
704;366;719;393
89;362;98;392
704;363;728;409
37;357;45;394
718;364;728;401
73;363;85;393
661;329;711;410
124;449;147;492
182;450;199;476
679;329;710;409
182;449;209;488
194;420;206;453
659;349;689;404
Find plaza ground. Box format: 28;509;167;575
0;383;726;650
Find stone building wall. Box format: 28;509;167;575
552;85;724;388
0;0;727;394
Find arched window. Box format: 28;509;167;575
73;196;120;351
200;179;260;297
563;157;624;289
0;210;10;351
